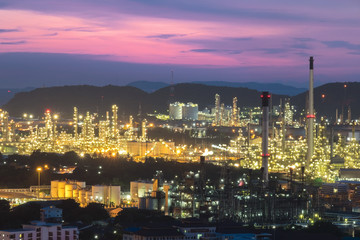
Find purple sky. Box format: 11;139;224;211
0;0;359;88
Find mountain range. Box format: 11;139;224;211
127;81;306;96
2;82;359;120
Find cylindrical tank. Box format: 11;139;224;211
86;191;92;203
138;197;147;209
50;180;59;198
73;189;79;198
92;185;106;202
146;197;158;210
65;184;74;198
76;181;86;189
58;181;66;198
109;186;121;207
79;190;86;204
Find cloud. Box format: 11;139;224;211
190;49;217;53
290;43;311;49
49;27;97;32
256;48;288;54
188;49;242;54
0;40;27;45
293;37;315;42
348;51;360;55
43;32;58;37
146;34;186;39
0;29;20;33
227;37;253;41
322;40;360;50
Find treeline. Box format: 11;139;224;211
0;199;108;229
0;151;255;190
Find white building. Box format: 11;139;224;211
130;180;153;200
0;221;78;240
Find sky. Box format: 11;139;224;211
0;0;359;88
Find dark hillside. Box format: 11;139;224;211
291;82;360;120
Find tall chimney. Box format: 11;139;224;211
306;56;315;170
261;91;270;186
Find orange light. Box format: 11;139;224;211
36;167;42;172
344;84;347;88
321;94;325;98
46;109;50;113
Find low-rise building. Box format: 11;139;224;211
0;221;78;240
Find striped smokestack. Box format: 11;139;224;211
306;56;315;170
261;91;270;187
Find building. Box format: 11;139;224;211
175;218;216;240
130;180;153;201
169;102;198;120
0;206;79;240
123;227;184;240
50;180;121;207
40;206;62;223
127;141;175;157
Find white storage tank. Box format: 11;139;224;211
86;191;92;203
76;181;86;189
65;184;74;198
108;186;121;207
50;180;59;198
92;185;106;202
58;181;66;198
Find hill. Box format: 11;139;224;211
2;84;284;118
3;85;148;119
126;80;306;96
192;81;306;96
0;87;34;105
291;82;360;121
127;81;169;93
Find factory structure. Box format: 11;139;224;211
169;102;199;120
50;180;121;207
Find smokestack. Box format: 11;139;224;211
306;56;315;170
261;91;270;186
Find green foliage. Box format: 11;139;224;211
114;208;176;227
307;221;343;237
81;203;109;223
2;152;251;191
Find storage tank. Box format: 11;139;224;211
50;180;59;198
86;191;92;203
146;197;158;210
76;181;86;189
138;197;147;209
65;184;74;198
79;190;86;204
92;185;106;202
108;186;121;207
73;189;79;198
58;181;66;198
